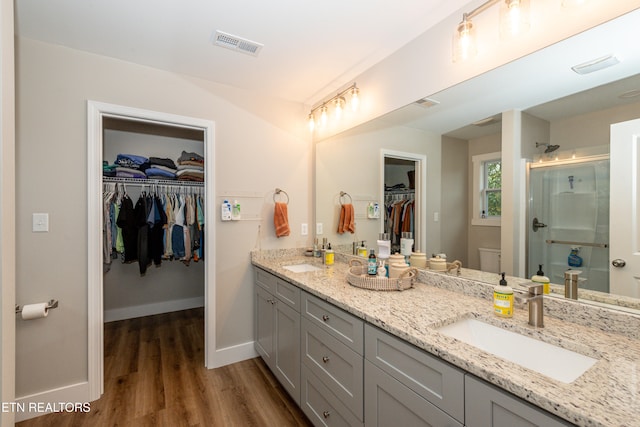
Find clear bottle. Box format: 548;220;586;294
231;200;241;220
368;249;378;276
493;272;514;318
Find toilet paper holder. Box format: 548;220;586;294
15;299;59;315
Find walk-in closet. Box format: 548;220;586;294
101;117;206;324
384;157;415;253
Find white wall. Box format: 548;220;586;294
15;37;311;398
0;0;16;424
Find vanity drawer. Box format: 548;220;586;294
364;324;464;423
255;268;300;310
301;366;363;427
302;292;363;354
255;268;277;293
301;317;363;421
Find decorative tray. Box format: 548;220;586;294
346;259;417;291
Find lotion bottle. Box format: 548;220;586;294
231;200;241;220
368;249;378;276
221;200;232;221
493;272;513;318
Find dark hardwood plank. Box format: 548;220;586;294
17;308;312;427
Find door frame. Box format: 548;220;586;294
380;149;427;252
87;101;216;400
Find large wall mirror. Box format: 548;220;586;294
315;9;640;311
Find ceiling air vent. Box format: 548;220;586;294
212;30;263;57
414;97;440;108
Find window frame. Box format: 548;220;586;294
472;152;502;227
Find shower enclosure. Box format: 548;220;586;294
527;156;610;292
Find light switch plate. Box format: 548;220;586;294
316;223;323;235
33;213;49;232
301;223;308;235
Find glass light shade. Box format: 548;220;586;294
334;97;345;120
453;17;477;62
320;105;328;128
308;113;315;132
350;87;360;112
500;0;530;39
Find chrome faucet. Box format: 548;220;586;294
516;283;544;327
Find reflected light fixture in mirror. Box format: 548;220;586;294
307;83;360;132
500;0;530;39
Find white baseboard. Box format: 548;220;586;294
15;381;90;422
104;296;205;322
209;340;258;369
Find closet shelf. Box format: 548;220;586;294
103;176;204;187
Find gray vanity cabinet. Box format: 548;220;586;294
254;268;301;404
301;292;364;426
364;324;464;427
465;376;573;427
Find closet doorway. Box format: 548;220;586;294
87;101;215;401
381;150;426;252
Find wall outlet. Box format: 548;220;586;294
301;223;308;235
316;223;323;235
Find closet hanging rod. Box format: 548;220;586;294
103;177;204;187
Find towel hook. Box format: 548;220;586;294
273;188;289;204
339;191;352;205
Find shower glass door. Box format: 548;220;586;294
527;157;610;292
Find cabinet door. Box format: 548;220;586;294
274;298;301;404
255;285;275;368
465;376;572;427
364;361;462;427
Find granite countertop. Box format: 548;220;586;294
251;251;640;427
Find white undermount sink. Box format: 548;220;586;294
282;264;321;273
437;318;597;383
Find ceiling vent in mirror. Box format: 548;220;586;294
571;54;620;75
414;98;440;108
212;30;263;57
472;116;501;127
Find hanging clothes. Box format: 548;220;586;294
104;181;205;276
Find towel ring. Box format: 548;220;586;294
274;188;289;204
340;191;352;205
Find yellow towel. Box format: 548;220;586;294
337;203;356;234
274;202;290;237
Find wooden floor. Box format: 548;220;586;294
17;308;312;427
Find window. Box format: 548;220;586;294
472;152;501;226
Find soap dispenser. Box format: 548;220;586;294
493;272;513;318
532;264;550;294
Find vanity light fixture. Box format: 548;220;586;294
454;0;533;62
307;83;360;132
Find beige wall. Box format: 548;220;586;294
1;0;16;424
467;133;501;270
14;37;311;397
317;124;441;255
441;136;468;263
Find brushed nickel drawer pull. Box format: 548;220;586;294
322;356;330;363
322;314;330;322
323;411;331;418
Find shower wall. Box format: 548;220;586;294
528;159;610;292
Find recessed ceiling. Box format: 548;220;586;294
13;0;470;104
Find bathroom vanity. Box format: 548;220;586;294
252;250;640;426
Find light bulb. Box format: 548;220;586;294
308;113;315;132
453;16;476;62
320;105;328;128
350;87;360;112
500;0;530;39
334;97;345;120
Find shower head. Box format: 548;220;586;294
536;142;560;153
